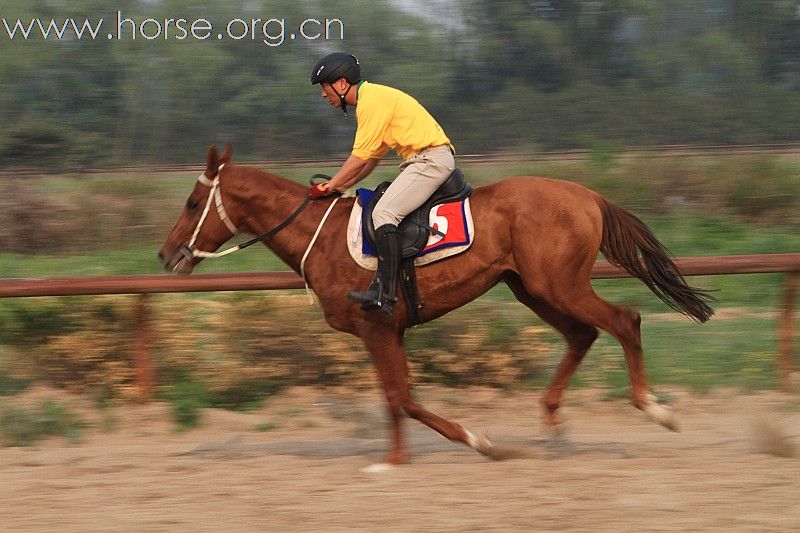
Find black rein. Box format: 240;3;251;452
236;174;339;250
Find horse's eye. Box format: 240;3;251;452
186;198;199;213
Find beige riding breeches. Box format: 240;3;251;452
371;145;456;228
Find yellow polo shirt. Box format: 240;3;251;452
351;81;452;161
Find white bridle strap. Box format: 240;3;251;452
197;173;214;187
187;165;238;255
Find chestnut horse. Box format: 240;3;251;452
158;145;714;470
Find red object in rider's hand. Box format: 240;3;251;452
308;183;330;198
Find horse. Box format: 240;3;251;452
158;144;714;471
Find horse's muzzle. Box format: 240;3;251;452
177;244;196;263
157;244;195;273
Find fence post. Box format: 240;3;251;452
778;272;798;393
133;293;155;400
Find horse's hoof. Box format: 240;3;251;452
544;421;569;441
466;430;499;458
360;462;396;474
474;433;494;456
642;396;680;432
543;410;566;428
469;431;536;461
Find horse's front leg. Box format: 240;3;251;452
359;323;493;470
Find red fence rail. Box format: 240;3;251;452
1;254;798;396
2;254;798;297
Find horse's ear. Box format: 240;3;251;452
206;145;218;176
219;143;233;165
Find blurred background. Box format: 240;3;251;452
0;1;798;436
3;0;800;166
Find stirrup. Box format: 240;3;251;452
347;288;378;305
347;287;396;314
372;297;396;315
348;278;379;306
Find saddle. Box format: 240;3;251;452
361;168;473;258
358;168;473;326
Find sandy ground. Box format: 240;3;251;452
2;385;799;532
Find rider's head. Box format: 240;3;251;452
311;53;360;115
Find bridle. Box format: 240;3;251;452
178;164;239;261
177;166;340;303
179;164;320;262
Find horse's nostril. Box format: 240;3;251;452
157;251;165;261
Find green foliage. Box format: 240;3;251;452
706;157;800;223
164;380;208;430
589;140;621;172
0;289;794;424
0;123;74;169
2;152;798;257
0;298;83;349
405;302;551;388
593;316;784;391
0;400;85;446
2;1;800;165
0;297;137;400
0;373;31;396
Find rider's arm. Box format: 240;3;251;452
323;154;369;192
323;100;390;193
338;157;380;190
337;142;388;190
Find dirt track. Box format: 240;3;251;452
2;386;799;532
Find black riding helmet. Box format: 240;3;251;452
311;53;360;116
311;52;360;85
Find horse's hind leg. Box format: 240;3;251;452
510;264;677;431
358;324;492;469
505;274;598;427
548;285;678;431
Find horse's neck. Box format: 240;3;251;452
233;169;321;271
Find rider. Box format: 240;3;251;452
311;52;455;316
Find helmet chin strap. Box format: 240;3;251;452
332;82;352;118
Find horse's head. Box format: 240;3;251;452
158;144;239;274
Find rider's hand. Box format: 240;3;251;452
309;182;331;198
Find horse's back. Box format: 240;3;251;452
473;176;604;229
468;176;605;281
478;175;602;202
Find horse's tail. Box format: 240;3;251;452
599;198;715;323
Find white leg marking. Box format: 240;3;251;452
361;462;395;474
465;430;479;449
465;429;495;457
643;393;679;432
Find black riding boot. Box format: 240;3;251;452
348;224;400;315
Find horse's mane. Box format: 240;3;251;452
227;163;308;195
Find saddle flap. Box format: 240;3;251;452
361;168;472;259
